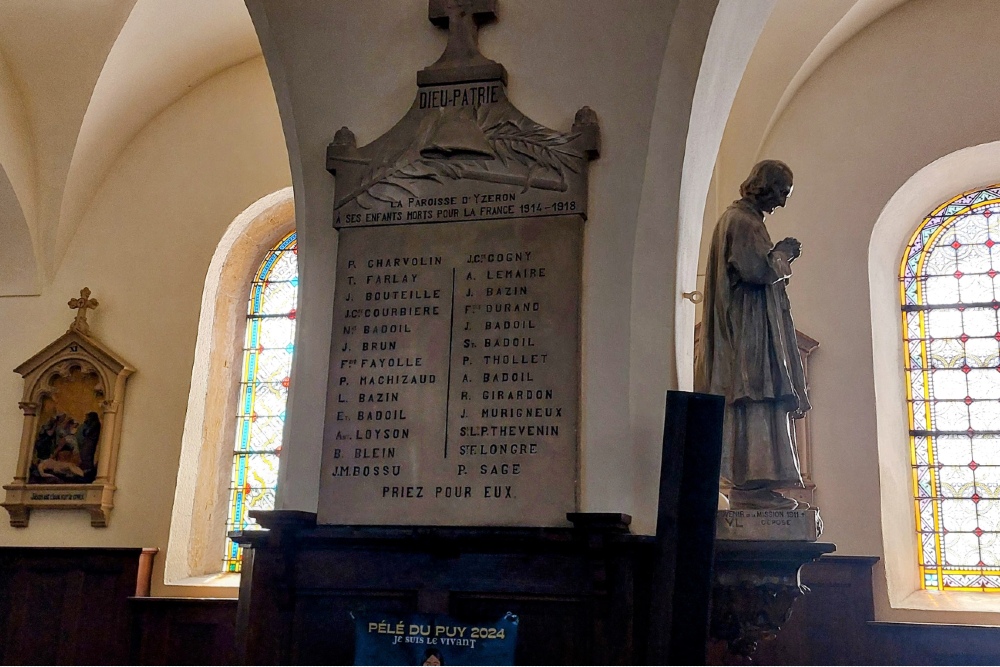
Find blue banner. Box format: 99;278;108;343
353;612;518;665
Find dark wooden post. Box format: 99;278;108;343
645;390;725;665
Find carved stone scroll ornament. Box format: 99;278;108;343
2;288;134;527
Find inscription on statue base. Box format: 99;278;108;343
716;509;822;541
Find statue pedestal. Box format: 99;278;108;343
710;540;835;659
716;509;822;541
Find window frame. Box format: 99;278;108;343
165;187;294;589
900;186;1000;593
871;142;1000;619
223;229;297;572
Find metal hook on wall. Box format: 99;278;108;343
682;290;704;304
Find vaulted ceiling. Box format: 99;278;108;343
0;0;913;296
0;0;258;295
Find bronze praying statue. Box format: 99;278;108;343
695;160;810;510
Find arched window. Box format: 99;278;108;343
166;187;295;588
223;231;298;572
902;185;1000;592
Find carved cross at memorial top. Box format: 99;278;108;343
68;287;99;336
419;0;506;86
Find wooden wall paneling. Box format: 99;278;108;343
0;547;142;665
128;598;237;666
449;594;592;665
290;591;418;664
235;512;648;665
869;622;1000;666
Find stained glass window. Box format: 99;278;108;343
223;231;297;572
902;186;1000;592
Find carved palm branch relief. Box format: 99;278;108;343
337;103;584;210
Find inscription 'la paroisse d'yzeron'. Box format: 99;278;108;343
318;0;598;527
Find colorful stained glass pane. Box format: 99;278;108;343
902;187;1000;591
224;231;297;573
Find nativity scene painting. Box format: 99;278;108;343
2;288;134;527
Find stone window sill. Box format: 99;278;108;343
166;572;241;589
896;588;1000;616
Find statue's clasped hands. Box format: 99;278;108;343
774;237;802;261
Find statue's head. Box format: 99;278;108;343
740;160;793;214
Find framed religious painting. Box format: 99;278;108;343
2;288;134;527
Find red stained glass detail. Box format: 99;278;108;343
965;396;974;405
994;332;1000;340
955;270;964;278
990;269;998;278
985;210;994;218
970;461;979;470
963;364;972;373
292;247;298;255
989;239;997;247
288;308;297;320
976;527;985;536
973;494;982;504
961;333;970;342
281;377;290;388
969;428;977;436
953;241;962;249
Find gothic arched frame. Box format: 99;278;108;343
2;316;134;528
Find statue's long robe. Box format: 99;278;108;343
694;199;809;489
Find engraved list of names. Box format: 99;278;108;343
319;217;581;526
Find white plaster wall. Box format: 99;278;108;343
0;57;289;597
713;0;1000;622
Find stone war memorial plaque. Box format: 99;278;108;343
318;0;599;527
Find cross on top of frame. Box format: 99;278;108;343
68;287;99;336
